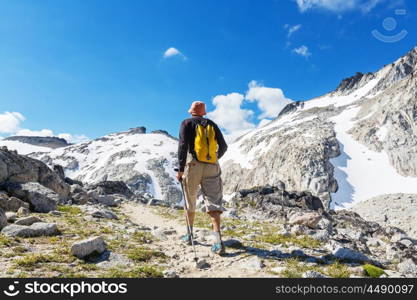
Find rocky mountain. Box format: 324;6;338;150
3;136;71;149
29;127;182;204
0;137;60;155
221;46;417;210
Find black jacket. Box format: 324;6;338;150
178;116;228;172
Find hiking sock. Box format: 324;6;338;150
213;231;222;244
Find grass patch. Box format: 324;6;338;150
0;234;14;247
363;264;385;278
131;231;153;244
324;261;351;278
57;205;82;215
14;254;53;270
104;266;163;278
254;230;322;249
125;247;166;262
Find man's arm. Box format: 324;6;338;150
178;120;189;172
214;123;228;159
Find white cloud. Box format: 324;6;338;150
163;47;186;59
0;111;89;144
293;45;312;58
285;24;302;37
246;81;292;119
295;0;384;13
0;112;25;134
207;93;256;142
207;82;293;142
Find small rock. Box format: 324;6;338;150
0;196;30;212
152;228;169;241
14;216;42;226
0;208;7;229
196;259;210;269
1;222;59;237
366;237;381;248
17;207;30;217
241;257;265;271
71;236;107;259
397;259;417;278
302;271;329;278
348;266;365;276
398;239;414;248
163;270;179;278
49;210;62;216
271;266;287;274
97;195;117;207
5;212;17;222
91;209;118;220
288;212;323;229
326;241;370;263
391;233;409;243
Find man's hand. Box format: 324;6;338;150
176;171;184;182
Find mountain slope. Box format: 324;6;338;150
29;127;182;203
221;46;417;209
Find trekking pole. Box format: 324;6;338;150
175;168;198;263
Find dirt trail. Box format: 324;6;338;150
122;202;273;278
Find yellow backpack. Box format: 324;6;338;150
194;123;218;164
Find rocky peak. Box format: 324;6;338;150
128;126;147;134
3;136;71;149
334;72;375;95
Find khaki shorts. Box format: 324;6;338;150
183;157;225;213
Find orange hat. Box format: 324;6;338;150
188;101;206;116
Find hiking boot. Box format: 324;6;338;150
211;242;226;256
180;233;193;245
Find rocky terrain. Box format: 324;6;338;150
1;146;417;278
352;194;417;240
29;126;182;204
1;47;417;278
3;136;71;149
221;46;417;209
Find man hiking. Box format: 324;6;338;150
176;101;228;255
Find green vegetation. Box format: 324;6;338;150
0;234;14;247
57;205;82;215
363;264;385;278
104;266;163;278
325;261;351;278
125;247;166;262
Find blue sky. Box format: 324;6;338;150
0;0;416;142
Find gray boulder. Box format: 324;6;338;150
0;208;7;229
91;209;118;220
96;195;117;207
0;147;70;196
70;185;89;205
397;259;417;278
1;222;59;237
5;212;17;222
241;257;265;271
88;181;133;198
288;212;323;229
71;236;107;259
0;195;30;212
302;271;329;278
17;207;30;217
2;182;61;212
326;241;370;263
14;216;42;226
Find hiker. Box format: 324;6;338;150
176;101;228;255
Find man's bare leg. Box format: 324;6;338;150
208;211;221;232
